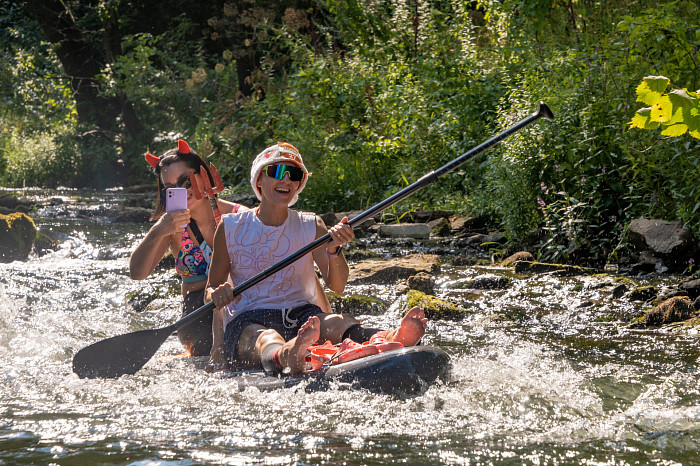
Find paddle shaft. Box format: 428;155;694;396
175;102;553;331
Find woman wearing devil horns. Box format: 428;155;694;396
206;142;428;375
129;139;249;356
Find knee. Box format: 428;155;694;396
320;313;360;338
255;328;283;352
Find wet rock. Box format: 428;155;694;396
109;205;152;223
466;274;510;290
629;219;694;255
680;279;700;299
464;234;485;245
319;212;338;227
428;217;451;237
143;298;173;314
0;212;37;262
449;256;479;266
348;254;440;285
450;216;471;232
401;210;454;223
406;272;435;294
378;223;431;239
127;290;160;312
32;232;58;257
628;219;697;271
514;261;599;276
481;231;506;244
611;284;628;299
445;274;510;290
451;215;490;233
0;192;35;211
123;184;155;194
405;290;469;320
327;293;387;316
627;285;657;302
500;251;535;266
156;253;177;272
644;296;696;327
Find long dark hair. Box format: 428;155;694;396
150;147;214;220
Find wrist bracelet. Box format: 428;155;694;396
327;246;342;257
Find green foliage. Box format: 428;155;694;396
5;0;700;267
630;76;700;138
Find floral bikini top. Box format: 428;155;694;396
175;204;241;283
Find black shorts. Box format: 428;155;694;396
177;288;213;356
223;303;323;363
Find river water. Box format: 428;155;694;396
1;189;699;464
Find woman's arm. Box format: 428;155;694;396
312;216;353;294
129;209;191;280
205;221;236;366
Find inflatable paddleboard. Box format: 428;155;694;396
218;345;451;394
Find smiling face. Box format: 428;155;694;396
161;161;197;206
257;163;302;207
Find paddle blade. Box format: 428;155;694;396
72;326;173;379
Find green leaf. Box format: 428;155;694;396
660;124;688;137
684;106;700;132
629;107;660;130
650;95;673;123
668;89;698;109
666;106;685;125
636;76;670;105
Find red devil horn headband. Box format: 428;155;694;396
144;139;192;169
178;139;191;154
144;152;159;169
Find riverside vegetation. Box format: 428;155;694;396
1;0;700;269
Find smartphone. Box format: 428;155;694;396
166;188;188;228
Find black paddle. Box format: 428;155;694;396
72;102;553;379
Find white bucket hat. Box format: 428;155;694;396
250;142;310;206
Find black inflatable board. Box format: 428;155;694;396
214;346;451;394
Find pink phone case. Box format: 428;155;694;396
166;188;187;228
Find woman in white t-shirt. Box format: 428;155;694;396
206;142;427;374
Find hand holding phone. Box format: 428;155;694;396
166;188;188;229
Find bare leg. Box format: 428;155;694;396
386;307;428;346
276;316;321;374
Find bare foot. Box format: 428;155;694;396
280;316;321;374
386;307;428;346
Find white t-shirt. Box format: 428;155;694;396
221;208;319;327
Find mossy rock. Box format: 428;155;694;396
127;289;161;312
627;285;657;302
32;232;58;257
405;289;469;320
500;251;535;267
0;212;37;262
645;296;695;327
514;261;599;276
327;292;387;316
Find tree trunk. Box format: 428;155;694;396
22;0;145;187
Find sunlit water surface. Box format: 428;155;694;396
1;189;699;464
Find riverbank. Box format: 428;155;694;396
5;187;700;333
